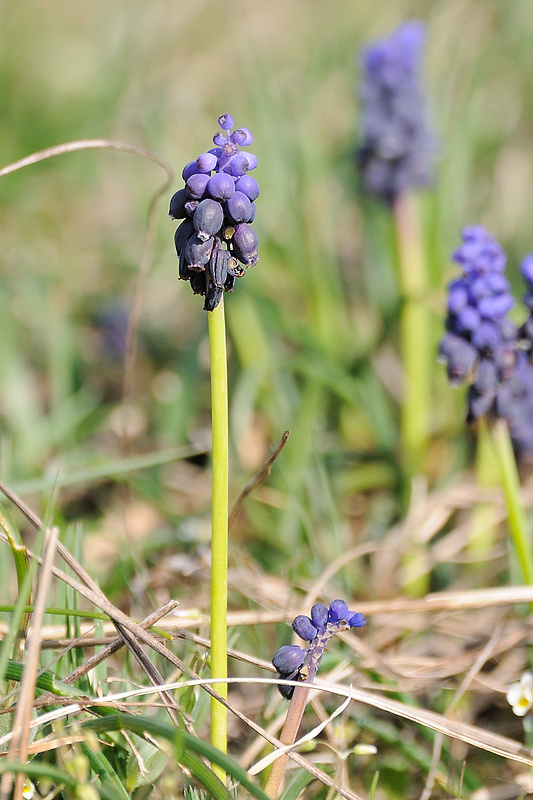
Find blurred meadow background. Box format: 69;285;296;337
3;0;533;797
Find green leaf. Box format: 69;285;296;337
82;712;271;800
278;768;315;800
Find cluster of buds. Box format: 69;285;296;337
272;599;366;699
357;20;436;204
169;114;259;311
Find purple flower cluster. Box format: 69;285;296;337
170;114;259;311
357;21;436;204
439;227;533;457
272;599;366;699
439;226;516;423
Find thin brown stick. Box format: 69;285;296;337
229;431;290;528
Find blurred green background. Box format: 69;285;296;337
2;0;533;582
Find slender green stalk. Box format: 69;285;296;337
492;419;533;587
469;419;499;558
207;298;229;776
393;192;430;481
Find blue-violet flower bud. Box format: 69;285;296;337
292;615;318;642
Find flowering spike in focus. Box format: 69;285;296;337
169;114;260;310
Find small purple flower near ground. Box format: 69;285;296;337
272;599;366;699
170;114;259;311
357;20;436;204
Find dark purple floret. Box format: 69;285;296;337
328;599;350;623
174;218;195;258
169;114;260;310
310;603;328;630
226;191;253;224
218;113;233;131
232;223;259;268
169;188;188;219
231;127;254;146
186;173;210;200
185;235;213;272
438;334;477;385
196;152;218;173
235;175;260;201
182;161;201;181
272;644;306;674
207;172;236;201
292;615;318;642
357;20;436;204
193;199;224;242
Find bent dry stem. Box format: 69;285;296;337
208;298;229;773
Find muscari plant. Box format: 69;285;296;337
266;600;366;798
169;113;259;771
357;20;436;482
439;225;533;585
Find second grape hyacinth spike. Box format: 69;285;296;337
272;600;366;699
170;114;260;311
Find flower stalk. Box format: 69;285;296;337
169;114;260;778
208;298;229;771
492;418;533;587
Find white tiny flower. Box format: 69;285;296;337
22;778;35;799
352;743;378;756
507;672;533;717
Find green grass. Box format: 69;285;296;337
2;0;533;797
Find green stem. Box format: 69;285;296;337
208;298;229;777
393;192;430;481
492;419;533;587
469;419;499;558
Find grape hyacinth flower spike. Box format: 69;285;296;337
357;20;436;205
439;226;533;589
266;600;366;797
169;114;259;311
438;226;518;425
272;599;366;699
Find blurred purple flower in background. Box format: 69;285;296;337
357;20;437;204
439;226;533;458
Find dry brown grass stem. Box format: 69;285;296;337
0;526;59;800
